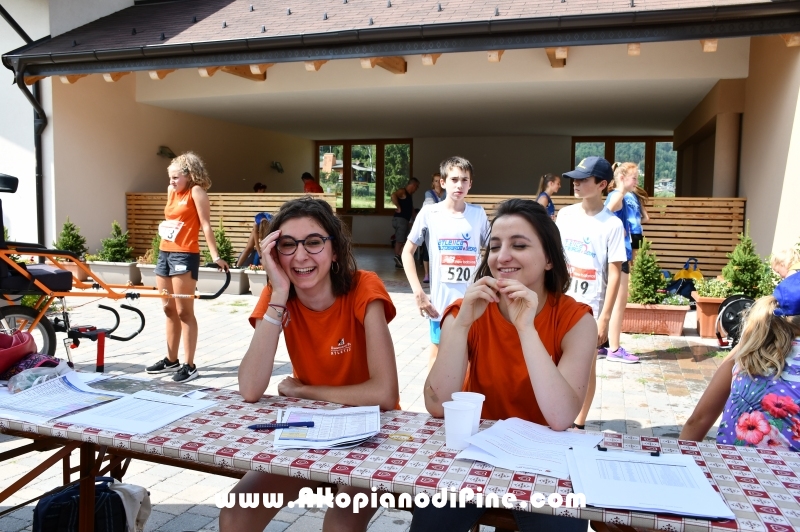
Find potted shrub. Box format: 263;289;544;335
691;278;732;338
198;218;249;295
721;223;765;300
245;264;268;297
51;217;89;282
622;238;691;336
86;221;141;286
136;233;160;288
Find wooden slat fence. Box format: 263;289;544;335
126;193;337;258
467;195;746;278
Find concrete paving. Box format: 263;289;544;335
0;248;727;531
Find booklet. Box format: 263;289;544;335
271;406;381;449
567;446;735;519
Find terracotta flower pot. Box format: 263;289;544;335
691;291;726;338
621;303;690;336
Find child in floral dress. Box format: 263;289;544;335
682;274;800;448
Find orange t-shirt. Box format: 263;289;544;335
249;271;398;400
304;181;324;193
160;187;201;253
442;293;591;425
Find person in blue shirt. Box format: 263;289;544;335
536;173;561;220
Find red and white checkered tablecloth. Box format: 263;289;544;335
3;389;800;531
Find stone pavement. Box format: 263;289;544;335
0;249;727;532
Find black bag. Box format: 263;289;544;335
666;278;696;301
33;477;127;532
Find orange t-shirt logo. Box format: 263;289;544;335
331;338;352;356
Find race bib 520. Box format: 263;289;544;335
440;254;477;284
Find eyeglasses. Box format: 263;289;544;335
276;234;334;255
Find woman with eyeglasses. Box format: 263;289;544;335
220;197;400;532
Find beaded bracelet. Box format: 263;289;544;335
268;304;290;327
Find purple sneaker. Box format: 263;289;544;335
607;347;639;364
597;348;607;359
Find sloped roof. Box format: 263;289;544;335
4;0;799;74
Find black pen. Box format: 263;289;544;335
248;421;315;430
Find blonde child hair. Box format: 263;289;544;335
168;152;212;191
736;296;800;377
771;247;800;279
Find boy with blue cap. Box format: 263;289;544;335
556;156;627;429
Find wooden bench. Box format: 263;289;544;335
126;193;336;258
467;195;746;278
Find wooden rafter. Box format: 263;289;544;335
627;43;641;56
360;56;406;74
701;39;718;52
781;34;800;47
545;48;566;68
102;72;130;82
422;53;441;66
198;66;219;77
220;65;267;81
488;50;504;62
305;60;328;72
249;64;274;75
148;69;175;80
59;74;87;84
23;75;45;85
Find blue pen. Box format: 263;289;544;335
248;422;315;430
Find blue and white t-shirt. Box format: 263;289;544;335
605;190;632;262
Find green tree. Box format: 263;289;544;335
53;217;88;258
202;218;235;265
3;227;19;261
629;237;666;305
97;221;134;262
722;222;764;299
384;144;411;198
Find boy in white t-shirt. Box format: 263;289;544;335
556;156;627;429
402;157;489;370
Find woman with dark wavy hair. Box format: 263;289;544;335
221;197;399;532
413;199;596;532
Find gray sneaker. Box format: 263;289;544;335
146;357;180;374
173;363;199;382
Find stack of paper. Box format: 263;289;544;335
88;374;210;399
456;418;603;479
272;406;380;449
567;446;735;519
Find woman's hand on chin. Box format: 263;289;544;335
496;279;539;332
455;277;499;328
260;230;291;298
277;377;304;398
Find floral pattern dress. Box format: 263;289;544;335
718;338;800;451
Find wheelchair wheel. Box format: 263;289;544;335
0;305;57;356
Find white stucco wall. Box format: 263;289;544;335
49;0;132;37
0;0;49;244
49;74;314;254
739;36;800;254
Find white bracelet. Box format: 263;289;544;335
262;314;282;329
213;256;221;262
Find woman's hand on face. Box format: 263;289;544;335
496;278;539;331
277;376;304;398
259;230;291;297
454;277;499;328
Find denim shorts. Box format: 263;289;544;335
429;320;441;345
155;251;200;280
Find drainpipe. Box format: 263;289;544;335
0;5;47;248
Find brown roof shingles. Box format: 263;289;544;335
15;0;775;56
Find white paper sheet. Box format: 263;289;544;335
58;390;216;435
456;418;603;479
567;447;735;519
272;406;380;449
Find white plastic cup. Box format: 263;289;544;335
442;401;476;450
451;392;485;435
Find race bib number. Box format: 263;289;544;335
158;220;184;242
568;266;598;299
440;254;477;284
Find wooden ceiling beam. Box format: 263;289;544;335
782;34;800;47
627;43;641;56
198;66;219;78
249;64;274;75
305;60;328;72
102;72;130;82
545;48;566;68
23;76;45;85
488;50;504;62
422;53;441;66
221;65;266;81
701;39;718;52
148;69;175;80
59;74;87;84
361;56;406;74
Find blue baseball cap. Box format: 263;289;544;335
255;212;273;225
774;273;800;317
563;156;613;183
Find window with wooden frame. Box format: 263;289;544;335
316;139;413;213
571;137;677;197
